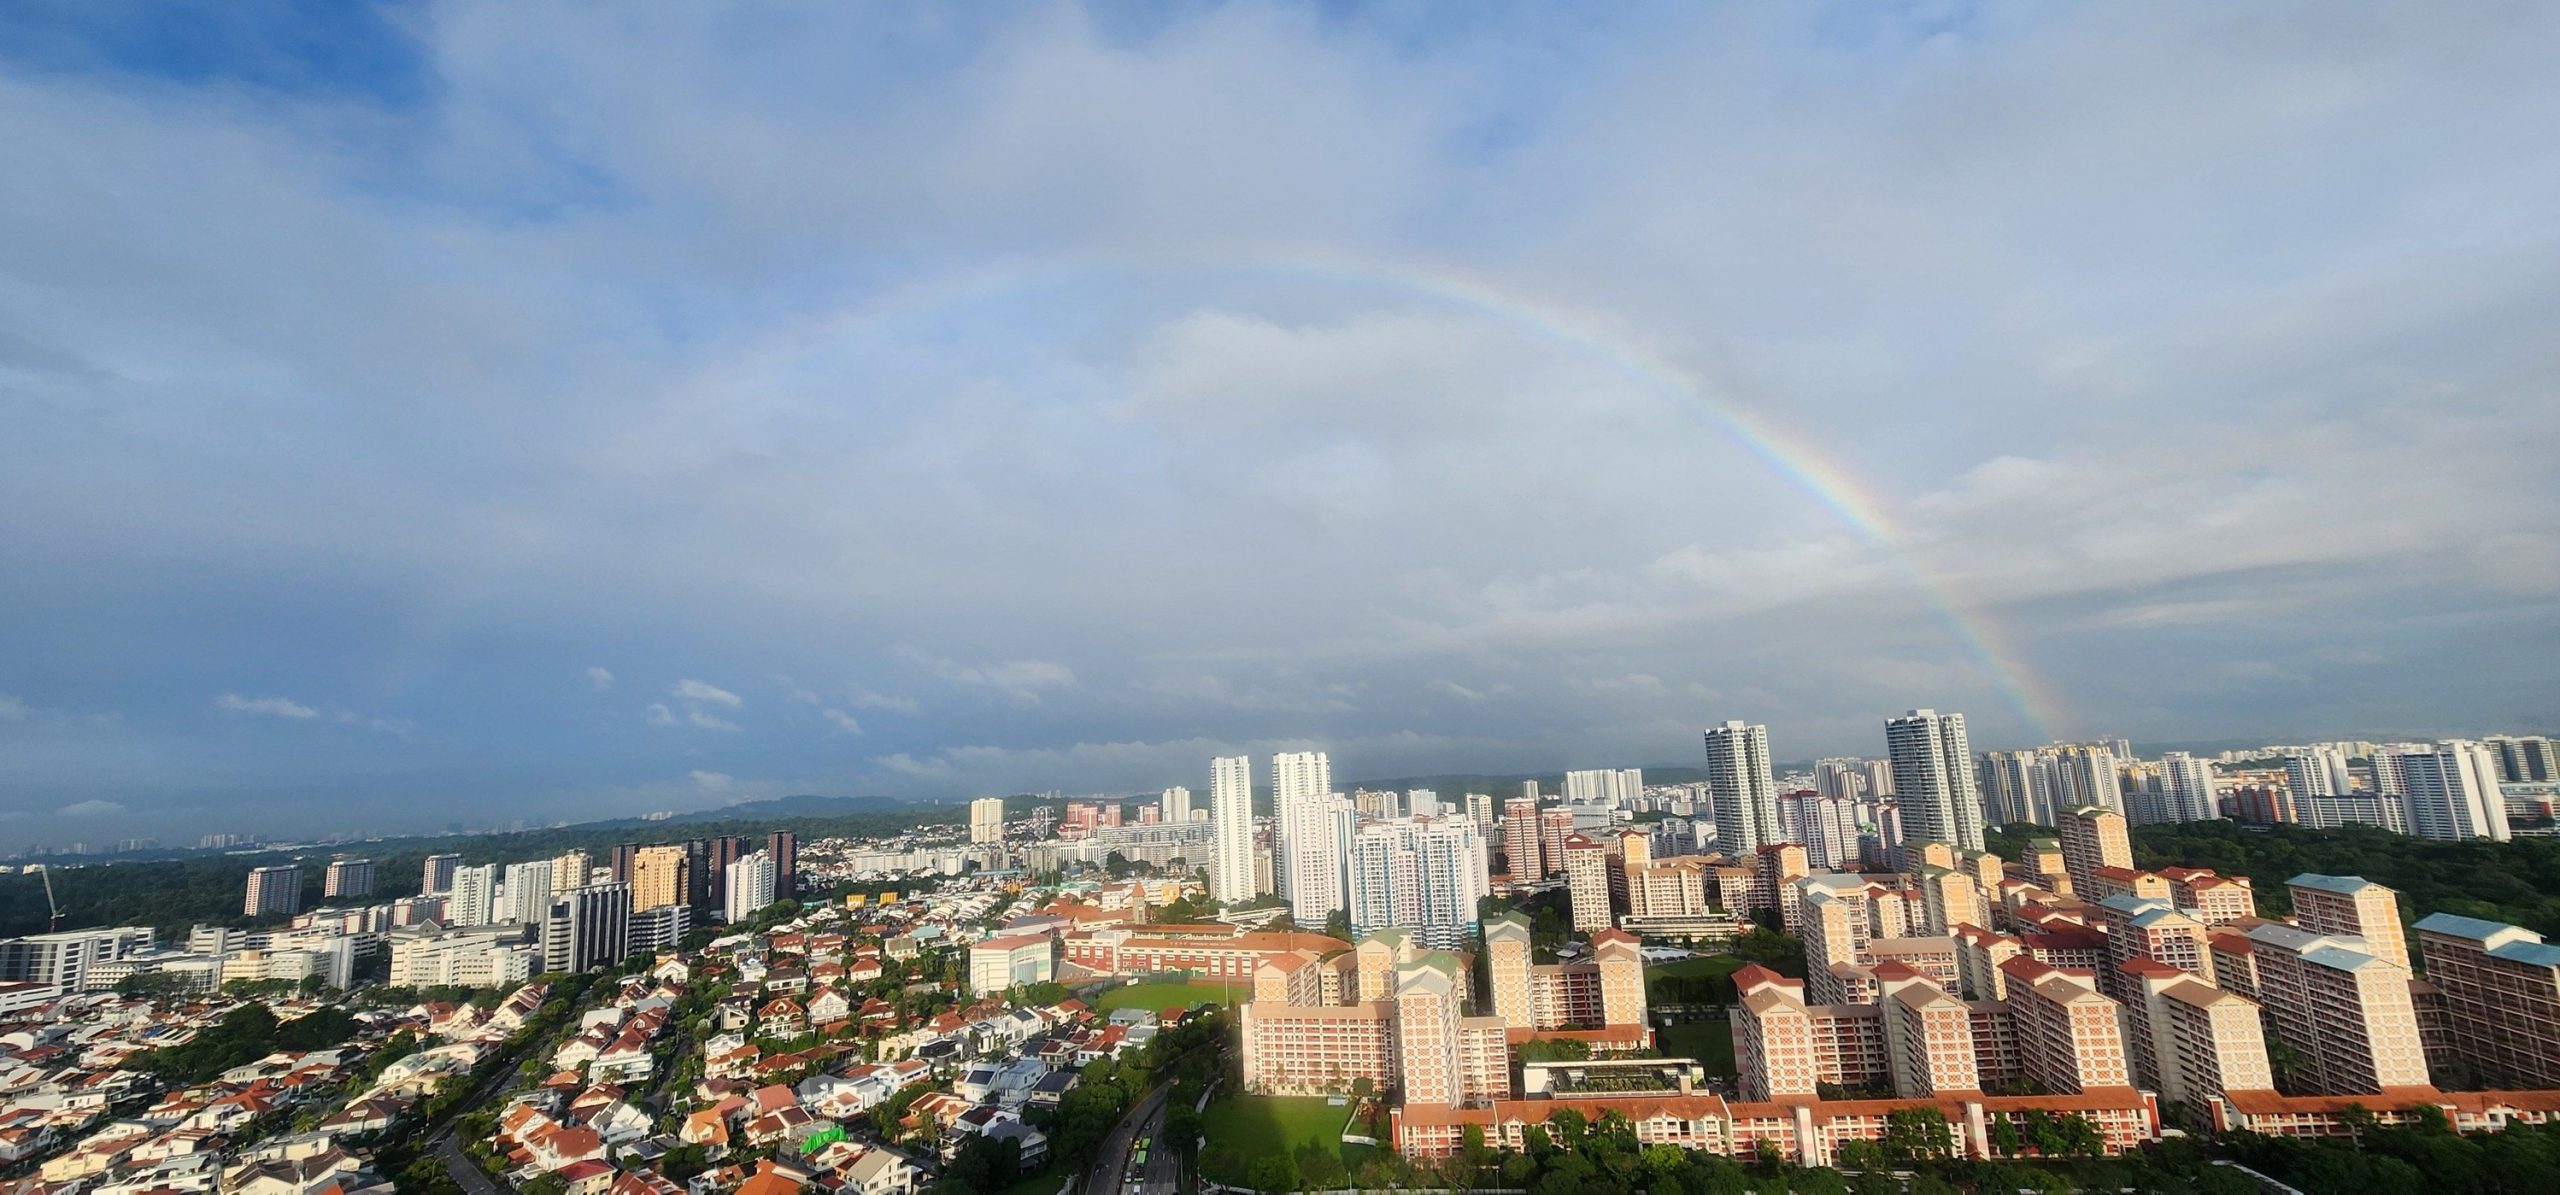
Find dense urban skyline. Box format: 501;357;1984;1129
3;5;2556;850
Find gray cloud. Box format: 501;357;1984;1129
0;4;2555;847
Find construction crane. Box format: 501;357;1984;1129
32;863;63;932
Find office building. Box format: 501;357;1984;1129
725;850;778;923
243;865;301;917
629;902;689;954
420;853;461;896
541;882;632;973
1210;754;1257;902
1344;815;1490;950
2392;740;2511;842
0;927;155;994
323;858;374;899
1704;720;1780;854
970;933;1055;994
2412;913;2560;1090
1886;709;1986;853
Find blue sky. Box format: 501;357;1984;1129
2;2;2556;850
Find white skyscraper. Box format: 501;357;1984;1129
1563;769;1645;807
725;850;778;922
1160;786;1194;824
1274;751;1348;928
1886;709;1985;853
1210;755;1256;903
1274;751;1332;807
2161;752;2220;822
1703;720;1780;853
1345;815;1491;950
2283;748;2352;800
1406;788;1442;818
2395;741;2511;842
501;861;555;926
1466;792;1495;830
970;796;1006;844
449;863;499;927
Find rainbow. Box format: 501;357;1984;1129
711;247;2067;742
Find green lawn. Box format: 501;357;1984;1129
1646;953;1750;1005
1654;1016;1737;1077
1200;1092;1368;1185
996;1167;1069;1195
1092;978;1248;1015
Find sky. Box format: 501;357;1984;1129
1;1;2556;851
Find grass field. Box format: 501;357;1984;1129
1091;978;1248;1015
996;1167;1069;1195
1199;1092;1372;1184
1654;1016;1737;1077
1646;953;1751;1005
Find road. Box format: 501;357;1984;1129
1085;1083;1173;1195
433;1129;509;1195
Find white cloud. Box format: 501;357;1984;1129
0;695;27;720
686;707;741;732
644;703;678;727
586;666;615;691
846;686;918;714
898;647;1080;703
689;770;733;791
822;709;863;734
671;679;743;707
217;694;320;719
58;799;125;817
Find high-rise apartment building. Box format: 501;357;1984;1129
2243;922;2430;1094
1703;720;1780;854
420;853;461;896
498;860;555;926
1466;792;1495;831
243;865;301;917
970;796;1007;844
1209;755;1256;902
2393;740;2510;842
1563;768;1644;807
2486;735;2560;784
448;864;498;926
765;830;797;894
1276;754;1350;928
1501;796;1541;879
2159;752;2219;823
323;858;374;899
631;845;689;912
0;927;156;994
2281;748;2352;800
2002;958;2131;1093
1160;786;1193;824
1537;809;1575;880
542;882;632;973
2057;806;2132;895
724;850;777;923
2286;874;2410;971
1886;709;1985;854
1344;815;1490;950
1562;834;1612;931
2413;912;2560;1090
551;851;593;889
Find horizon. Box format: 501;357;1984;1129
3;4;2556;853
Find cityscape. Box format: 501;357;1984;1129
3;5;2558;1195
7;722;2560;1194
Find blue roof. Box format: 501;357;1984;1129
2301;944;2389;972
2490;941;2560;969
2413;912;2525;941
2286;873;2379;895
